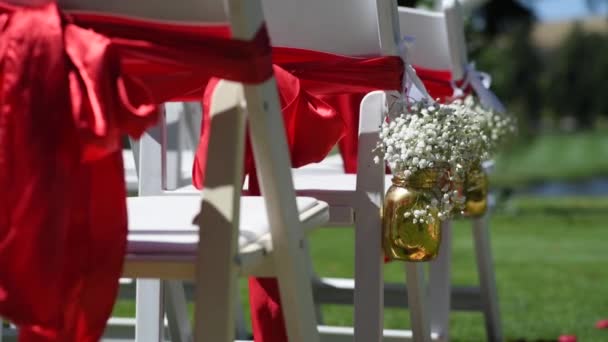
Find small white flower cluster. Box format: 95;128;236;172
464;96;517;155
402;188;465;225
376;99;489;175
375;98;490;222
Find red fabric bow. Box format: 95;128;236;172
413;66;473;102
0;3;157;340
192;48;404;189
69;11;273;102
0;2;274;341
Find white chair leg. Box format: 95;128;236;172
165;281;193;342
472;215;503;342
136;279;165;342
128;138;141;179
241;76;320;342
354;91;386;342
193;201;238;342
193;82;244;342
301;238;325;324
234;286;250;340
405;263;432;342
428;220;453;341
354;215;384;342
312;277;325;325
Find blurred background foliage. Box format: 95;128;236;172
400;0;608;135
399;0;608;189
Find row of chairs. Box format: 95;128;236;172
0;0;502;341
123;1;502;341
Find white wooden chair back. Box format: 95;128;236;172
442;0;468;78
261;0;384;56
58;0;228;22
399;0;468;80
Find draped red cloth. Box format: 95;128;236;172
192;48;404;341
0;2;274;341
414;67;459;103
192;48;404;189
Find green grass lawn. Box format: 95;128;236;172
113;196;608;341
492;131;608;188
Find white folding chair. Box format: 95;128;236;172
119;1;435;341
261;0;437;341
124;81;328;342
110;1;461;341
51;0;329;341
400;3;503;341
402;3;502;342
294;2;503;341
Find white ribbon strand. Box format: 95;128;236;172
459;62;506;114
398;36;435;104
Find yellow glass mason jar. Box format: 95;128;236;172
382;167;449;262
463;161;489;218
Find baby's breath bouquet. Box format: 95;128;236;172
379;94;515;261
463;95;517;157
376;99;489;222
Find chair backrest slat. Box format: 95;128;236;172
398;0;468;79
442;0;468;79
58;0;227;23
398;7;452;72
261;0;382;56
376;0;401;56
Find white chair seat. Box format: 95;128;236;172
290;161;391;225
293;169;393;203
127;196;328;255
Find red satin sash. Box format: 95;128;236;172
192;48;404;189
415;66;458;101
0;2;272;341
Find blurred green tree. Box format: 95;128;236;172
399;0;608;132
546;25;608;129
468;1;542;135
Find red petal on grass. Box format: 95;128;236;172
558;335;577;342
596;319;608;329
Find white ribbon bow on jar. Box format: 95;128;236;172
454;62;506;114
387;36;435;119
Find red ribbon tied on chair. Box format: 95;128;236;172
0;2;275;341
0;2;157;341
192;47;405;189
